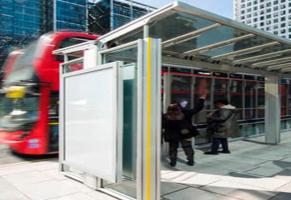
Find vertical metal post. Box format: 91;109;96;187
53;0;57;31
137;38;161;200
59;62;65;172
190;73;195;109
210;77;215;110
242;78;246;119
110;0;114;31
144;25;149;38
265;75;281;144
163;74;172;113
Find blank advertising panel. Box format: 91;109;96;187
64;64;121;183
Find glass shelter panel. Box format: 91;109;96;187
148;11;291;67
229;77;243;119
170;75;192;109
101;45;138;199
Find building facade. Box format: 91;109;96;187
88;0;155;35
234;0;291;39
0;0;154;67
0;0;87;67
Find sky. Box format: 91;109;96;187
134;0;233;19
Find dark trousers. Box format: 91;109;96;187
211;137;229;153
169;140;194;163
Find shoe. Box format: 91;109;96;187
170;161;176;167
204;151;219;155
219;150;231;154
187;160;194;166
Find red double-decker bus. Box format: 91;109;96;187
0;31;98;155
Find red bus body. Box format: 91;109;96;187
0;32;98;155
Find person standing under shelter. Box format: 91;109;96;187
162;90;207;167
205;99;240;155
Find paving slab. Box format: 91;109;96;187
49;193;96;200
163;187;222;200
227;189;277;200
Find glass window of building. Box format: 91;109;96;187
281;16;286;21
274;6;279;11
254;6;258;10
266;14;271;19
247;2;251;6
281;23;286;27
274;12;279;17
247;8;251;13
274;0;279;4
274;18;279;23
281;10;286;15
281;29;286;33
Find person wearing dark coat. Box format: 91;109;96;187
162;94;206;167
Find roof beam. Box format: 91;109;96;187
267;63;291;71
162;23;221;48
251;56;291;68
184;33;255;55
281;68;291;73
212;41;280;60
162;56;282;77
233;49;291;64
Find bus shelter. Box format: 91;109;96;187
54;1;291;200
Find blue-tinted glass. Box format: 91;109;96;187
55;0;86;31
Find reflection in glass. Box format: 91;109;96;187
245;81;257;119
230;79;243;119
102;46;138;199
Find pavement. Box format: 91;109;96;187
161;132;291;200
0;133;290;200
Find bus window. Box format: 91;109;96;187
55;37;93;61
49;92;59;152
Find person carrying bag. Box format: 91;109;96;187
205;99;240;155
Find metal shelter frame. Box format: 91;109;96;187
54;1;291;200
